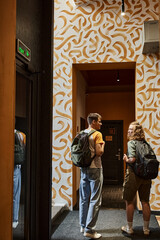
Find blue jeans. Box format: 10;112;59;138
13;165;21;222
79;168;103;233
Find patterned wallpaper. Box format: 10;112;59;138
72;0;89;7
53;0;160;210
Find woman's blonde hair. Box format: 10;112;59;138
128;121;145;141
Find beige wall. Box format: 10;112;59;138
86;91;135;155
76;71;86;190
0;1;16;239
76;71;86;133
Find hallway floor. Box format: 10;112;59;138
51;209;160;240
51;185;160;240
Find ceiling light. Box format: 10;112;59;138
121;0;125;16
117;71;120;82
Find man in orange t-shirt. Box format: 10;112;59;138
79;113;105;239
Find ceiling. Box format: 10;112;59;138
80;69;135;93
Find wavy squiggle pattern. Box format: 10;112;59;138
73;0;89;7
53;0;160;210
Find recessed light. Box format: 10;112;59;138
121;0;125;16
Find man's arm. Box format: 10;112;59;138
96;142;105;156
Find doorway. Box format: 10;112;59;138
72;62;136;207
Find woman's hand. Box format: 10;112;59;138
123;154;128;162
123;154;136;163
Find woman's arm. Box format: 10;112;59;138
123;153;136;164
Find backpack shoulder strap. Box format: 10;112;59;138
143;139;150;146
88;129;96;137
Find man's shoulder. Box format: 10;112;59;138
92;131;103;143
83;128;102;138
83;128;97;133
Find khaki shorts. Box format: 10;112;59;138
123;166;151;202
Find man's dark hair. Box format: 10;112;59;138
87;113;102;125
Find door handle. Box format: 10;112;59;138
116;148;121;160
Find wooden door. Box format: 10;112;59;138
100;120;123;185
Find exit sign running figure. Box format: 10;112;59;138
17;39;31;62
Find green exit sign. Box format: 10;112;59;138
17;39;31;61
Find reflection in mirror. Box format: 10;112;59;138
13;72;28;240
13;128;26;238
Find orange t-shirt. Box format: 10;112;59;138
84;128;104;168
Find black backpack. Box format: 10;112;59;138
133;140;159;179
14;131;25;165
71;129;96;167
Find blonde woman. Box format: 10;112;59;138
122;121;151;236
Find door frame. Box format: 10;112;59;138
72;61;136;206
15;64;38;239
